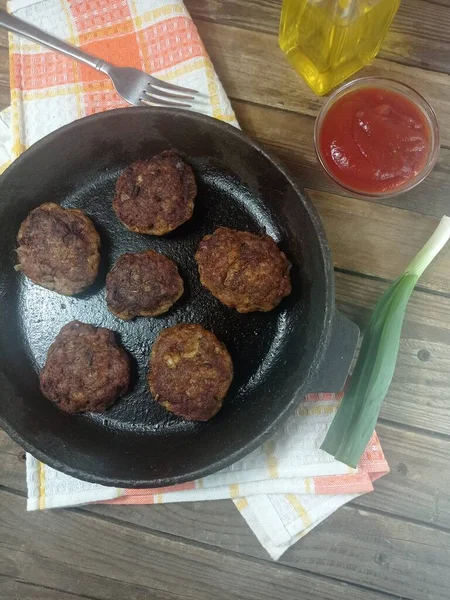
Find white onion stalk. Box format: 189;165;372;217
321;216;450;468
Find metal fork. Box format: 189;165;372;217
0;11;198;108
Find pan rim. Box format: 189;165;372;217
0;107;334;487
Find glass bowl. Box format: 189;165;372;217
314;77;440;199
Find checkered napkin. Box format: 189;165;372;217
3;0;389;560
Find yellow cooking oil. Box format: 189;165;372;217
279;0;401;95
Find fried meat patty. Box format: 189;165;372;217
16;203;100;296
148;324;233;421
40;321;130;414
106;250;184;320
195;227;292;313
113;150;197;235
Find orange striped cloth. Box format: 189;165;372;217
6;0;237;162
3;0;389;560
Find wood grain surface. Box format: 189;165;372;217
1;1;450;599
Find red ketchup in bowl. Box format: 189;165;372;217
317;86;435;196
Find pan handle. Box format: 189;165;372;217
308;310;359;393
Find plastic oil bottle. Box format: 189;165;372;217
279;0;401;96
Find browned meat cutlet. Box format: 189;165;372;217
106;250;184;320
113;150;197;236
16;203;100;296
148;324;233;422
40;321;130;414
195;227;292;313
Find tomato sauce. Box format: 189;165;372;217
318;87;431;194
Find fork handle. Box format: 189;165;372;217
0;10;108;72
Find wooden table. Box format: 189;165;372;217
1;1;450;598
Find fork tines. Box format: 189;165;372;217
141;78;198;107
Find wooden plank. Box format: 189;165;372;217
310;191;450;294
0;0;8;111
191;20;450;148
355;422;450;526
336;272;450;336
0;436;25;491
0;432;26;493
388;0;450;74
379;335;450;433
186;0;450;75
0;44;9;111
75;499;450;600
232;99;450;219
0;26;6;49
0;489;396;600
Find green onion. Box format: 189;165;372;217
321;215;450;468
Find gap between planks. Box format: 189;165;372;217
0;579;103;600
335;268;450;300
377;416;450;441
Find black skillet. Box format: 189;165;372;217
0;107;359;487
